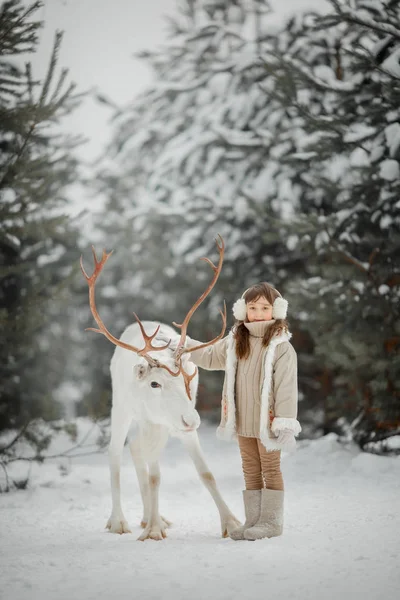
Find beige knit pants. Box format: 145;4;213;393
238;435;284;491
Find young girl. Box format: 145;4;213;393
185;282;301;541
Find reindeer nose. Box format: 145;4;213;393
181;412;200;431
181;416;194;430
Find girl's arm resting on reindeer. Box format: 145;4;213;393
156;329;227;370
271;342;302;437
185;335;228;371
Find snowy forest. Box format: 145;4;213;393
1;1;399;598
1;0;400;474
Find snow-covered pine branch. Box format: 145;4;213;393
281;54;364;92
326;3;400;41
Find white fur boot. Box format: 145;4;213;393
229;490;261;541
244;488;284;540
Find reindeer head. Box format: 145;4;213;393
131;350;200;433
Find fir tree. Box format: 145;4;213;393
263;0;400;449
0;1;83;456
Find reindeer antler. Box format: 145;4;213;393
80;246;173;369
178;362;198;402
173;234;226;362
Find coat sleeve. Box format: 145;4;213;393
185;336;228;371
271;342;301;436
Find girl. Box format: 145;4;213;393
185;282;301;541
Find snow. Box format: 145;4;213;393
343;124;376;144
380;214;393;229
207;71;231;95
1;420;399;600
100;285;119;299
315;230;330;250
4;232;21;249
384;122;400;157
290;151;318;160
248;163;278;202
371;35;394;59
37;245;66;267
385;435;400;450
339;6;400;41
382;46;400;78
379;159;400;181
313;64;338;84
325;155;350;183
378;284;390;295
350;147;370;167
286;235;299;251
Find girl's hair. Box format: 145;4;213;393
233;282;288;359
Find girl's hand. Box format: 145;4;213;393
276;429;296;452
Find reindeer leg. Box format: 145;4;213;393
137;461;167;541
129;436;150;528
105;407;133;534
129;436;172;530
137;424;169;541
180;430;242;538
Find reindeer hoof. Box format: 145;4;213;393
161;515;172;527
137;526;167;541
106;517;132;534
222;516;242;538
140;515;172;529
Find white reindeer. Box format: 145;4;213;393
80;236;241;541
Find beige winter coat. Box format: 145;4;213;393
187;321;301;451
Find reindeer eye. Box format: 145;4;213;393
150;381;161;388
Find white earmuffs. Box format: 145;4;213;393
232;287;288;321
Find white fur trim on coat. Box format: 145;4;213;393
216;424;236;441
271;417;302;436
259;331;293;451
218;333;238;441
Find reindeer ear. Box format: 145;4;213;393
133;363;149;380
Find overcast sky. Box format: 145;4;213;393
31;0;178;161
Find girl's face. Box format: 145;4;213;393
246;296;273;322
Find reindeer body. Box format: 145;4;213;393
81;237;241;540
107;321;241;540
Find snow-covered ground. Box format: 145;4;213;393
1;420;399;600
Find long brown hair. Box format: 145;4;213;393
233;282;288;359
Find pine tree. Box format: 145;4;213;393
263;0;400;450
102;0;294;286
0;1;82;443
